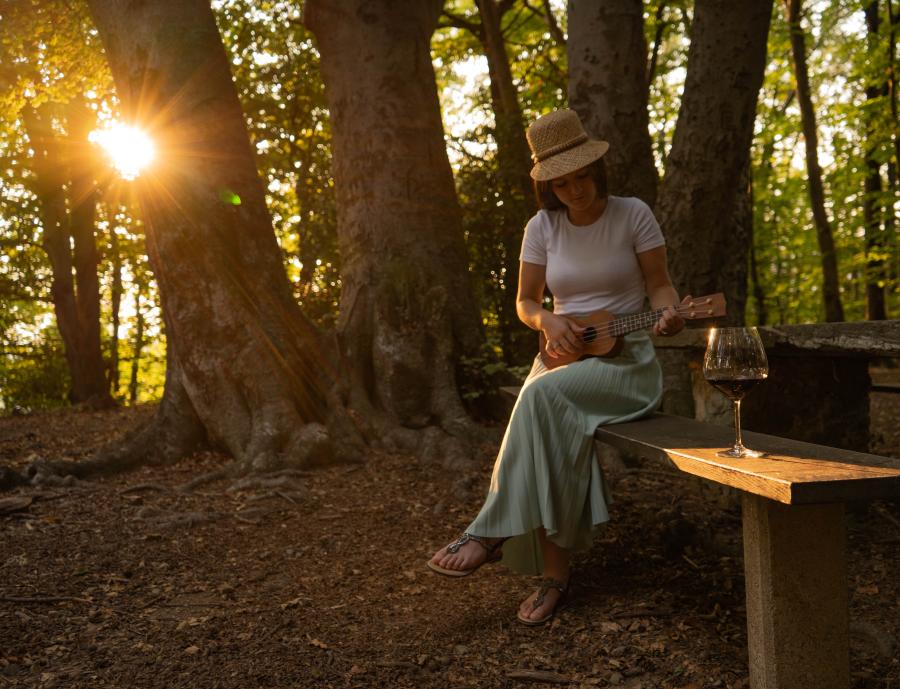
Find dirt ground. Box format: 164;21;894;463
0;384;898;689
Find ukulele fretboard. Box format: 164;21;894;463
608;308;667;338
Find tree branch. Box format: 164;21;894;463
440;10;481;36
497;0;517;18
648;1;669;86
522;0;565;46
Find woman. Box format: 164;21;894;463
428;109;686;625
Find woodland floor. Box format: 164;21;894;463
0;371;899;689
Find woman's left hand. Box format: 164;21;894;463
652;294;691;337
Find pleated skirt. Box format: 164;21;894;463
466;332;663;575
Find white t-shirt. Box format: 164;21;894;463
519;196;666;316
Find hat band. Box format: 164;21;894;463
532;133;589;163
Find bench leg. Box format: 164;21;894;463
742;494;849;689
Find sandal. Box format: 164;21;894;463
426;532;507;578
516;577;569;626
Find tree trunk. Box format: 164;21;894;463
65;97;112;402
784;0;844;322
74;0;364;478
305;0;485;451
128;281;145;405
108;221;122;395
888;1;899;296
647;1;670;87
475;0;537;366
568;0;659;206
21;103;113;407
655;0;773;324
864;0;888;320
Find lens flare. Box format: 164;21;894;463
89;123;155;180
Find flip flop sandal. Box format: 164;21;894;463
516;577;569;626
426;532;507;577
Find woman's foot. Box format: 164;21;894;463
517;577;569;625
427;533;505;577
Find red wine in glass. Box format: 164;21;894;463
703;328;769;458
706;377;764;401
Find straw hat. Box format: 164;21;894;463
526;109;609;181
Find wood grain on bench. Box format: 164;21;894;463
594;413;900;504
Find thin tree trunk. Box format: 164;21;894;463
568;0;658;206
647;1;669;87
865;0;889;320
109;221;122;395
656;0;773;323
305;0;486;462
445;1;536;366
889;0;900;181
129;281;145;405
476;0;536;366
784;0;845;322
888;1;899;291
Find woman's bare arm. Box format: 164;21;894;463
516;261;583;356
636;246;687;336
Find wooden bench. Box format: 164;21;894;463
499;387;900;689
592;414;900;689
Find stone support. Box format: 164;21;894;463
742;494;849;689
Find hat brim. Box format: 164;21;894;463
530;140;610;181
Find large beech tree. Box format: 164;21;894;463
569;0;773;322
655;0;774;322
305;0;485;456
41;0;365;479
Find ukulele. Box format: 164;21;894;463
539;293;726;369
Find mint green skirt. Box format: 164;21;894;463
467;332;662;575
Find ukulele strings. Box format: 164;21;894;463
577;304;701;341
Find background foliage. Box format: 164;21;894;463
0;0;897;413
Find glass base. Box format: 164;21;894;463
717;445;766;458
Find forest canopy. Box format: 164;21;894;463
0;0;897;415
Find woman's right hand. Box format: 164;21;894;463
541;313;585;358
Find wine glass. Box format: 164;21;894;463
703;327;769;458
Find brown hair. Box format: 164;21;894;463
533;158;608;210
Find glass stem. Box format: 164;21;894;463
733;399;744;449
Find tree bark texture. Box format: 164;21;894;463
475;0;538;365
567;0;658;206
784;0;844;322
655;0;773;323
22;103;113;407
864;0;888;320
305;0;484;438
85;0;362;473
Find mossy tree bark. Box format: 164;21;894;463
305;0;486;460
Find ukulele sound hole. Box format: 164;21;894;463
582;326;598;343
